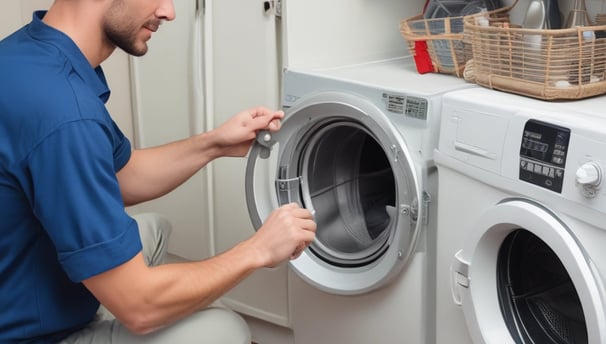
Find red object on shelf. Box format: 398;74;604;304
413;41;435;74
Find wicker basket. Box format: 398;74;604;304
400;4;513;77
465;13;606;100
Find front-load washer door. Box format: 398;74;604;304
245;91;423;295
450;199;606;344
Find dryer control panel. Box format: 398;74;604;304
519;120;571;193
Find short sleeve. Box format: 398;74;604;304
27;119;141;282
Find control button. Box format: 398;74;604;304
576;162;602;187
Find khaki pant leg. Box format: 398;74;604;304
61;213;251;343
131;212;172;266
61;307;251;344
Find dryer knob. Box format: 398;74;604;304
576;162;602;186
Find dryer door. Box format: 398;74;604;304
245;91;423;295
451;199;606;344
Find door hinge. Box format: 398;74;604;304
264;0;282;17
410;191;431;225
195;0;205;15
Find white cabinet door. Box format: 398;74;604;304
127;0;212;261
209;0;288;327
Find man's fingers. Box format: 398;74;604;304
250;110;284;130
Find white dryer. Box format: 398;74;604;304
245;57;476;343
434;87;606;344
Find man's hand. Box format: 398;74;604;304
243;203;317;268
211;106;284;158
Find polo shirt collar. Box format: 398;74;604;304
28;11;111;103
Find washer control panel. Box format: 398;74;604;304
519;120;571;193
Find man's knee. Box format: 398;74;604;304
134;307;251;343
193;307;251;343
132;212;172;266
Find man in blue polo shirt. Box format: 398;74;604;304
0;0;316;343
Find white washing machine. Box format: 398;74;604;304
245;57;476;344
434;87;606;344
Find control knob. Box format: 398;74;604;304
576;162;602;186
576;162;602;198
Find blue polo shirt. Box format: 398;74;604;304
0;12;142;343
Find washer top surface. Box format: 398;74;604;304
441;87;606;125
282;57;478;162
285;56;477;98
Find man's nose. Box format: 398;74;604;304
157;0;176;21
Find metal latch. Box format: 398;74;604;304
255;130;277;159
421;191;431;225
276;176;301;205
263;0;282;17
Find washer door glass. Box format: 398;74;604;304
245;94;421;294
301;121;395;267
497;229;587;343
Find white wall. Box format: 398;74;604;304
283;0;420;69
210;0;289;328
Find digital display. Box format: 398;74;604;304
522;138;548;153
519;120;570;193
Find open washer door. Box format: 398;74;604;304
451;199;606;343
245;91;423;295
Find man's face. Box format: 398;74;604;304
102;0;175;56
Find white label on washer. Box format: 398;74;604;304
383;92;405;114
382;93;427;120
